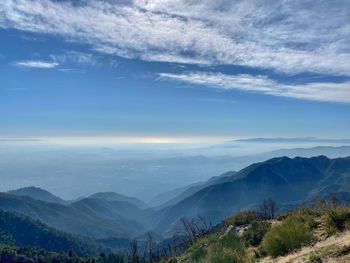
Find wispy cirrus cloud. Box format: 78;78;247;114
50;51;100;67
159;72;350;104
12;51;101;71
13;60;59;69
0;0;349;75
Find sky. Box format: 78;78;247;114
1;0;350;143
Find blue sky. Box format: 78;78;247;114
0;0;350;143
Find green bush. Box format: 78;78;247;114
218;233;245;251
225;211;257;227
262;214;314;257
242;221;271;246
186;235;216;262
324;206;350;235
186;233;246;263
206;248;245;263
206;233;246;263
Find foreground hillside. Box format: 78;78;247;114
173;200;350;263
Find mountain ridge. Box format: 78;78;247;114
153;155;350;234
88;192;148;209
0;209;102;255
6;186;66;205
0;193;149;240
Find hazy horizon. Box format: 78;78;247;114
1;136;350;201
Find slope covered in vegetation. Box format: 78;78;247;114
171;198;350;263
0;209;102;256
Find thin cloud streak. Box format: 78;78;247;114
159;72;350;104
50;51;100;67
13;60;59;69
1;0;349;75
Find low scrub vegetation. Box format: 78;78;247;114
177;199;350;262
261;212;314;257
174;199;350;262
225;211;257;227
323;205;350;235
242;221;270;246
181;232;246;263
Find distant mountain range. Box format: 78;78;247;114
207;145;350;172
149;146;350;207
1;154;350;245
152;155;350;234
262;145;350;158
232;137;350;144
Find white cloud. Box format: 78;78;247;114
0;0;349;75
13;51;100;71
50;51;100;67
158;72;350;104
13;60;59;69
